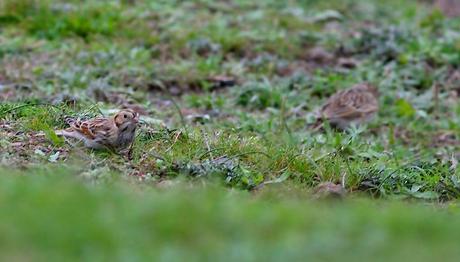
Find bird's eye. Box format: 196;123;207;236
124;114;127;118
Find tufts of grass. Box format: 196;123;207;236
1;0;123;40
237;81;283;110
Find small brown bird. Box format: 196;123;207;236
315;83;379;130
436;0;460;17
56;109;139;150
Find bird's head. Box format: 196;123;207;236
356;83;379;97
113;109;139;129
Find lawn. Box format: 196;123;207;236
1;0;460;260
1;169;460;262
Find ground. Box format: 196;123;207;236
1;0;460;260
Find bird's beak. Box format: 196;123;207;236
133;114;140;124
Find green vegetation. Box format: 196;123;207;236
1;0;460;260
1;169;460;261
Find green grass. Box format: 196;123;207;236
1;0;458;196
1;169;460;262
1;0;460;259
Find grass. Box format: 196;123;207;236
1;0;460;260
1;169;460;262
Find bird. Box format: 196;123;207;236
55;109;139;151
314;83;379;130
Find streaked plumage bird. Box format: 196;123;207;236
56;109;139;150
315;83;379;130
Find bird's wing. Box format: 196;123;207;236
347;91;378;113
68;117;115;139
321;90;378;119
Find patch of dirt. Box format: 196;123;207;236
277;47;359;77
389;127;459;148
392;126;414;145
275;60;316;77
180;107;221;124
0;53;55;101
50;93;78;106
0;83;36;102
147;75;237;96
0;122;69;165
88;87;148;115
0;53;52;83
432;131;459;147
336;25;410;63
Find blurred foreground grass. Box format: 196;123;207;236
1;168;460;262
